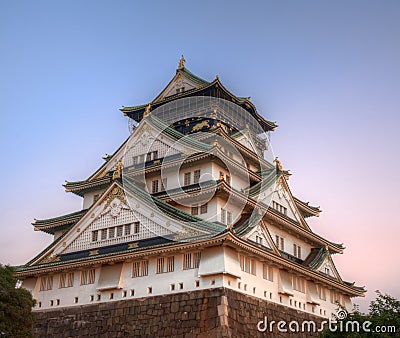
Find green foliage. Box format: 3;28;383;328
320;290;399;337
0;265;35;338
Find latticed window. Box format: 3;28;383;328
292;276;305;293
227;211;232;225
167;256;174;272
156;257;165;274
39;276;53;291
116;225;123;237
293;244;302;259
330;290;341;304
101;229;107;241
161;178;167;191
133;222;140;234
108;227;115;238
152;180;159;193
156;256;174;274
184;172;191;186
132;260;148;278
193;169;201;184
272;201;287;215
182;252;201;270
275;235;285;251
59;272;74;288
124;224;131;236
255;235;263;245
221;208;226;224
262;264;273;281
239;254;256;275
80;269;95;285
91;230;98;242
200;203;208;214
191;206;198;215
318;286;326;300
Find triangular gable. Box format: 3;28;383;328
153;67;209;103
316;254;342;282
256;176;311;231
31;182;212;265
91;118;188;180
242;223;272;250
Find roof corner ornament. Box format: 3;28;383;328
274;157;283;171
143;104;151;118
178;55;185;70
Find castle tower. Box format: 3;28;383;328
15;58;365;336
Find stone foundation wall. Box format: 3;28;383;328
33;288;325;337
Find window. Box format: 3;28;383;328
200;203;208;214
152;180;159;193
93;194;100;203
292;276;305;293
101;229;107;241
324;267;330;275
131;260;149;277
156;257;165;274
40;276;53;291
147;287;152;294
191;206;198;215
255;235;263;245
275;235;285;251
124;224;131;236
167;256;174;272
56;299;60;306
74;297;79;304
193;169;201;184
108;227;115;238
161;178;167;191
221;208;226;224
91;230;98;242
80;268;95;285
239;255;256;275
262;264;273;282
227;211;232;225
179;283;183;290
293;244;302;259
182;252;201;270
59;272;74;288
330;290;340;304
318;286;327;301
272;201;287;215
221;208;232;225
116;225;123;237
184;172;191;186
133;222;140;234
170;284;175;291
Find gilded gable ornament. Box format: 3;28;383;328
178;55;185;69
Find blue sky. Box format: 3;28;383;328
1;1;399;312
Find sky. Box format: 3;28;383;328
0;1;399;313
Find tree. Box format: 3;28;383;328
320;290;399;337
0;265;35;337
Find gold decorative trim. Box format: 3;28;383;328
89;250;99;256
104;186;127;209
128;243;139;249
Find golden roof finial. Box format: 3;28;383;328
143;104;151;117
274;157;283;171
178;55;185;70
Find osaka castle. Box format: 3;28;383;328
15;57;365;328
